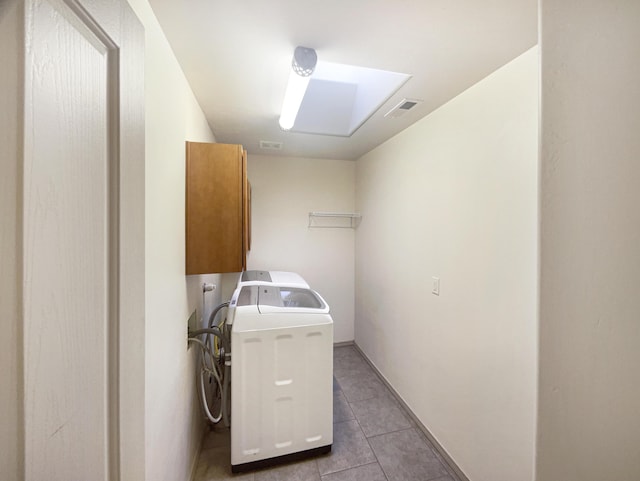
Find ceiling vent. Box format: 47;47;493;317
384;98;423;119
260;140;283;150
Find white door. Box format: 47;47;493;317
21;0;145;479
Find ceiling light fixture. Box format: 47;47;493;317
279;46;317;131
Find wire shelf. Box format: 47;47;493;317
308;212;362;228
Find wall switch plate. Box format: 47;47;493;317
432;277;440;296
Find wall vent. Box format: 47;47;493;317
384;98;423;119
260;140;283;150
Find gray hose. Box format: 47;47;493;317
187;337;223;423
208;301;230;328
189;301;232;426
206;301;230;356
190;327;224;338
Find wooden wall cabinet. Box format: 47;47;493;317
186;141;250;274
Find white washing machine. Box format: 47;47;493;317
237;270;309;289
228;284;333;472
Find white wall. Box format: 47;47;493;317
125;1;221;480
355;47;538;481
537;2;640;480
0;2;23;480
246;154;356;342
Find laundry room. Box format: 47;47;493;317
3;1;640;481
173;1;538;475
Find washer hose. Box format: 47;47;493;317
189;301;232;426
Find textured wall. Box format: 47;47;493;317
125;0;221;480
537;1;640;480
246;154;356;342
355;47;538;481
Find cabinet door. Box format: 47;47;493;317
242;149;248;269
242;150;253;262
247;181;252;252
186;142;245;274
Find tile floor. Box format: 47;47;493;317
194;345;461;481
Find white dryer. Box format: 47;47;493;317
228;284;333;472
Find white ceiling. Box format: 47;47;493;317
148;0;537;160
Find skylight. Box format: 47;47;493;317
291;61;411;137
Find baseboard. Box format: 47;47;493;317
352;343;471;481
188;422;207;481
333;340;355;348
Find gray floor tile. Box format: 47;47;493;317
254;458;320;481
350;395;412;437
432;451;460;479
432;456;460;481
414;430;461;480
333;345;359;360
333;353;373;380
369;429;449;481
316;420;376;476
320;462;387;481
333;376;341;393
333;390;355;423
202;426;232;450
194;444;254;481
195;346;462;481
337;370;387;403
